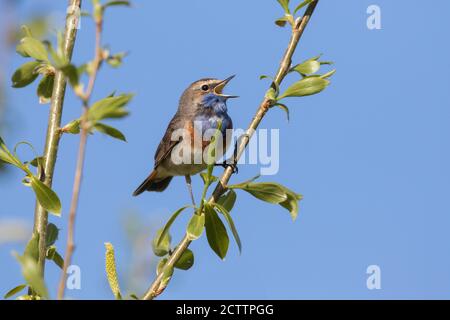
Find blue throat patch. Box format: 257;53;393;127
201;93;228;114
195;93;231;134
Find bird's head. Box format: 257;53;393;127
179;76;238;114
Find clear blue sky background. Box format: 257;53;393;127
1;0;450;299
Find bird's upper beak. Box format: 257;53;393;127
214;75;239;99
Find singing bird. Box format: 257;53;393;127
132;76;238;198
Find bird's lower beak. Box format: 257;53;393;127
214;75;239;99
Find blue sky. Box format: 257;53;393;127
1;0;450;299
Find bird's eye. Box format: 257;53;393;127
201;84;209;91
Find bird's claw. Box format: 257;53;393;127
215;161;238;174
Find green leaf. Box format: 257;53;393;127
14;252;49;299
24;232;40;262
16;43;30;58
200;172;218;185
213;202;242;253
294;0;314;14
275;17;287;27
156;205;191;247
261;75;281;96
0;148;17;167
19;37;48;61
60;64;79;87
29;156;44;168
230;181;302;220
205;120;222;174
46;246;64;269
259;75;273;81
21;20;48;39
239;175;261;184
37;74;54;104
4;284;27;299
320;69;336;79
275;15;294;27
156;258;174;291
11;61;40;88
291;60;321;75
103;0;131;8
0;151;7;165
77;64;89;77
46;223;59;247
280;191;303;221
30;176;62;216
156;258;168;275
88;94;133;122
217;190;237;213
44;40;67;67
104;243;122;300
273;103;290;122
278;77;330;99
292;56;334;79
61;119;81;134
0;137;24;168
152;228;171;257
229;182;288;204
265;87;277;100
277;0;290;13
186;213;205;240
53;252;64;269
94;123;127;142
174;249;194;270
204;205;229;259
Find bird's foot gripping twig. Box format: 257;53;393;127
214;161;238;174
213;135;246;174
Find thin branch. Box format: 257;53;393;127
141;0;320;300
32;0;82;277
56;16;104;300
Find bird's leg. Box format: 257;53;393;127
214;137;244;174
184;175;196;206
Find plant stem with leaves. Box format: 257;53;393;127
141;0;320;300
54;0;132;300
4;0;131;300
56;2;105;300
32;0;82;277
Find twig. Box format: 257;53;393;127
141;0;320;300
56;14;104;300
32;0;82;277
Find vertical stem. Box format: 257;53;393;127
141;0;320;300
56;106;88;300
57;15;104;300
33;0;82;276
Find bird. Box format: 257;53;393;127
132;76;238;202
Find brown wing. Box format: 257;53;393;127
154;114;184;168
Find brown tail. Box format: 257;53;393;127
132;170;173;196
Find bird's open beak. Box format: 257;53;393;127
214;75;239;99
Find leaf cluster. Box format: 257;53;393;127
0;137;61;215
4;223;63;299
